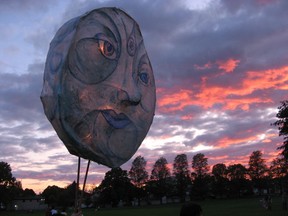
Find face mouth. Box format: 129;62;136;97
101;109;131;129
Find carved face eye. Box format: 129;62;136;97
139;71;149;84
69;36;118;84
138;56;152;86
98;40;116;59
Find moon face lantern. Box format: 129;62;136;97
40;7;156;168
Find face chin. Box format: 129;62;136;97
59;77;153;167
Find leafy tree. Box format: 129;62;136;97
129;155;148;206
248;151;267;179
272;100;288;159
42;185;63;206
270;154;288;192
150;157;171;203
151;157;171;181
59;181;77;208
227;164;247;181
226;164;251;197
173;154;190;202
96;167;134;207
22;188;36;197
0;161;15;187
248;150;269;193
270;155;288;178
191;153;209;178
0;161;17;206
129;155;148;187
41;181;80;208
212;163;227;180
190;153;210;199
211;163;228;198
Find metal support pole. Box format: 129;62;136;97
75;157;81;211
80;160;91;206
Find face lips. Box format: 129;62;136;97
101;109;131;129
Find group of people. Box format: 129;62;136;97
45;206;85;216
44;203;202;216
260;195;272;210
45;206;67;216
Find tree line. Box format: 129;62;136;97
1;150;287;209
90;100;288;207
91;150;288;207
0;100;287;209
0;161;36;209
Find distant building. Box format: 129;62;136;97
11;196;47;211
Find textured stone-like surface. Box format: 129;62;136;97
40;7;156;168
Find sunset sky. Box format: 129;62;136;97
0;0;287;194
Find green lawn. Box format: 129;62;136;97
2;197;287;216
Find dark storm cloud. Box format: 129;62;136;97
0;67;43;119
0;0;58;11
154;0;288;85
0;61;59;161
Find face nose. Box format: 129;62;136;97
117;72;141;106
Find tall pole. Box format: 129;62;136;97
80;160;91;206
75;157;81;211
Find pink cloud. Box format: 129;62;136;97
158;65;288;114
194;58;240;73
216;58;240;73
194;62;212;70
157;88;195;113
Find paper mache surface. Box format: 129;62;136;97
40;7;156;168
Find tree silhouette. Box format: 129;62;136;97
0;161;15;187
191;153;209;178
272;100;288;159
42;185;63;206
227;164;251;197
270;154;288;193
150;157;171;204
173;154;190;202
191;153;210;199
248;150;269;194
129;155;148;188
212;163;227;180
97;167;134;207
0;161;17;206
270;155;288;178
129;155;148;205
212;163;228;198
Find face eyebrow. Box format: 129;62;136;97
96;10;122;48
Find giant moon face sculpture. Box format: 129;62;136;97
40;8;156;168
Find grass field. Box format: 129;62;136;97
1;197;287;216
